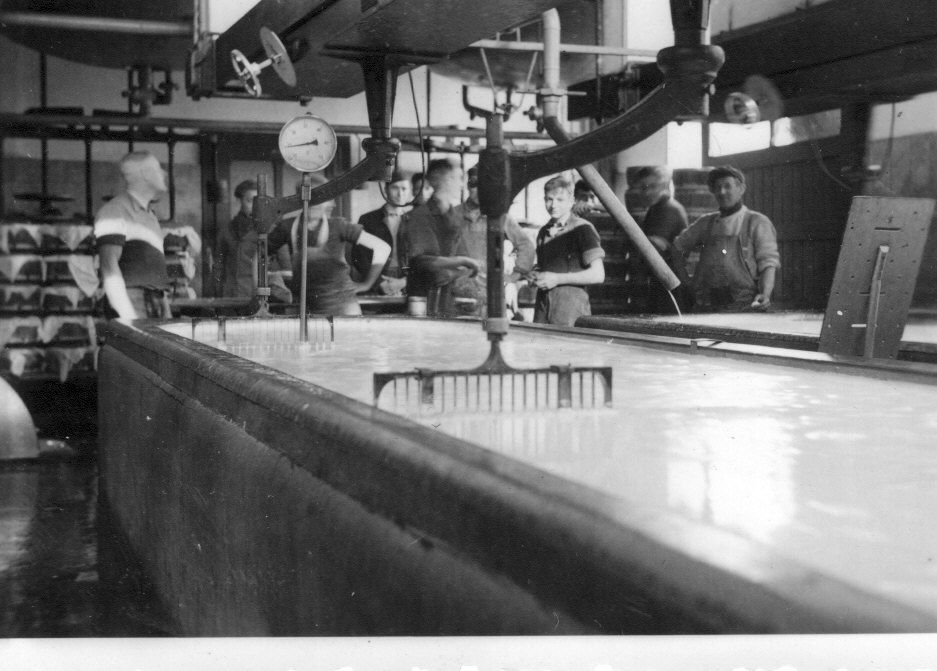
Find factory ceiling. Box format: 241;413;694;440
3;0;937;116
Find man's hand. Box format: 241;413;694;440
751;293;771;310
379;276;406;296
532;270;560;290
647;235;668;252
505;282;519;313
455;256;481;277
163;225;202;255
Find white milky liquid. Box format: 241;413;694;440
161;316;937;617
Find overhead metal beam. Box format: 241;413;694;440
470;39;657;58
0;11;191;36
213;0;569;99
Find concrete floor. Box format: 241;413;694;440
0;435;173;637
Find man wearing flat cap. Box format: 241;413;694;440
672;165;780;312
221;178;259;298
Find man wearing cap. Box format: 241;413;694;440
221;178;259;298
351;169;412;295
452;165;535;317
672;165;780;312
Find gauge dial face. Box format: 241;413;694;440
278;114;337;173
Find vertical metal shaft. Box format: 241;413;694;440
167;130;176;220
0;136;6;217
84;132;93;223
39;52;49;202
126;69;135;151
299;172;311;342
480;112;509;342
253;174;271;315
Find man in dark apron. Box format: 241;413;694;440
672;165;780;312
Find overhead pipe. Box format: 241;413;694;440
193;0;210;43
167;129;177;221
0;12;191;36
538;8;681;292
0;112;547;141
471;39;656;58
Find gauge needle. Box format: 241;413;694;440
287;139;320;147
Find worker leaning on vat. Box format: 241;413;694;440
94;151;173;319
267;173;391;316
670;165;780;312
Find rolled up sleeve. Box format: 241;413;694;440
751;215;781;272
577;224;605;267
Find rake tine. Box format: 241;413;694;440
419;370;435;406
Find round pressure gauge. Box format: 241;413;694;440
278;114;338;173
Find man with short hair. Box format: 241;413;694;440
673;165;780;312
95;151;172;319
631;165;690;312
632;166;687;251
401;159;480;313
221;179;259;298
531;175;606;326
352;169;411;295
572;178;604;217
411;171;434;206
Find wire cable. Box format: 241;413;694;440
376;68;429;208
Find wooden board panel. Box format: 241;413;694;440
820;196;935;358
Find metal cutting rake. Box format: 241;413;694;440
373;339;612;413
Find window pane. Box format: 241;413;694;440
708;121;771;157
772;109;841;147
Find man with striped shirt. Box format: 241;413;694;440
94;151;172;319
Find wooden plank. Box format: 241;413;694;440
820;196;936;358
789;239;805;306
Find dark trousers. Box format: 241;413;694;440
104;287;172;319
